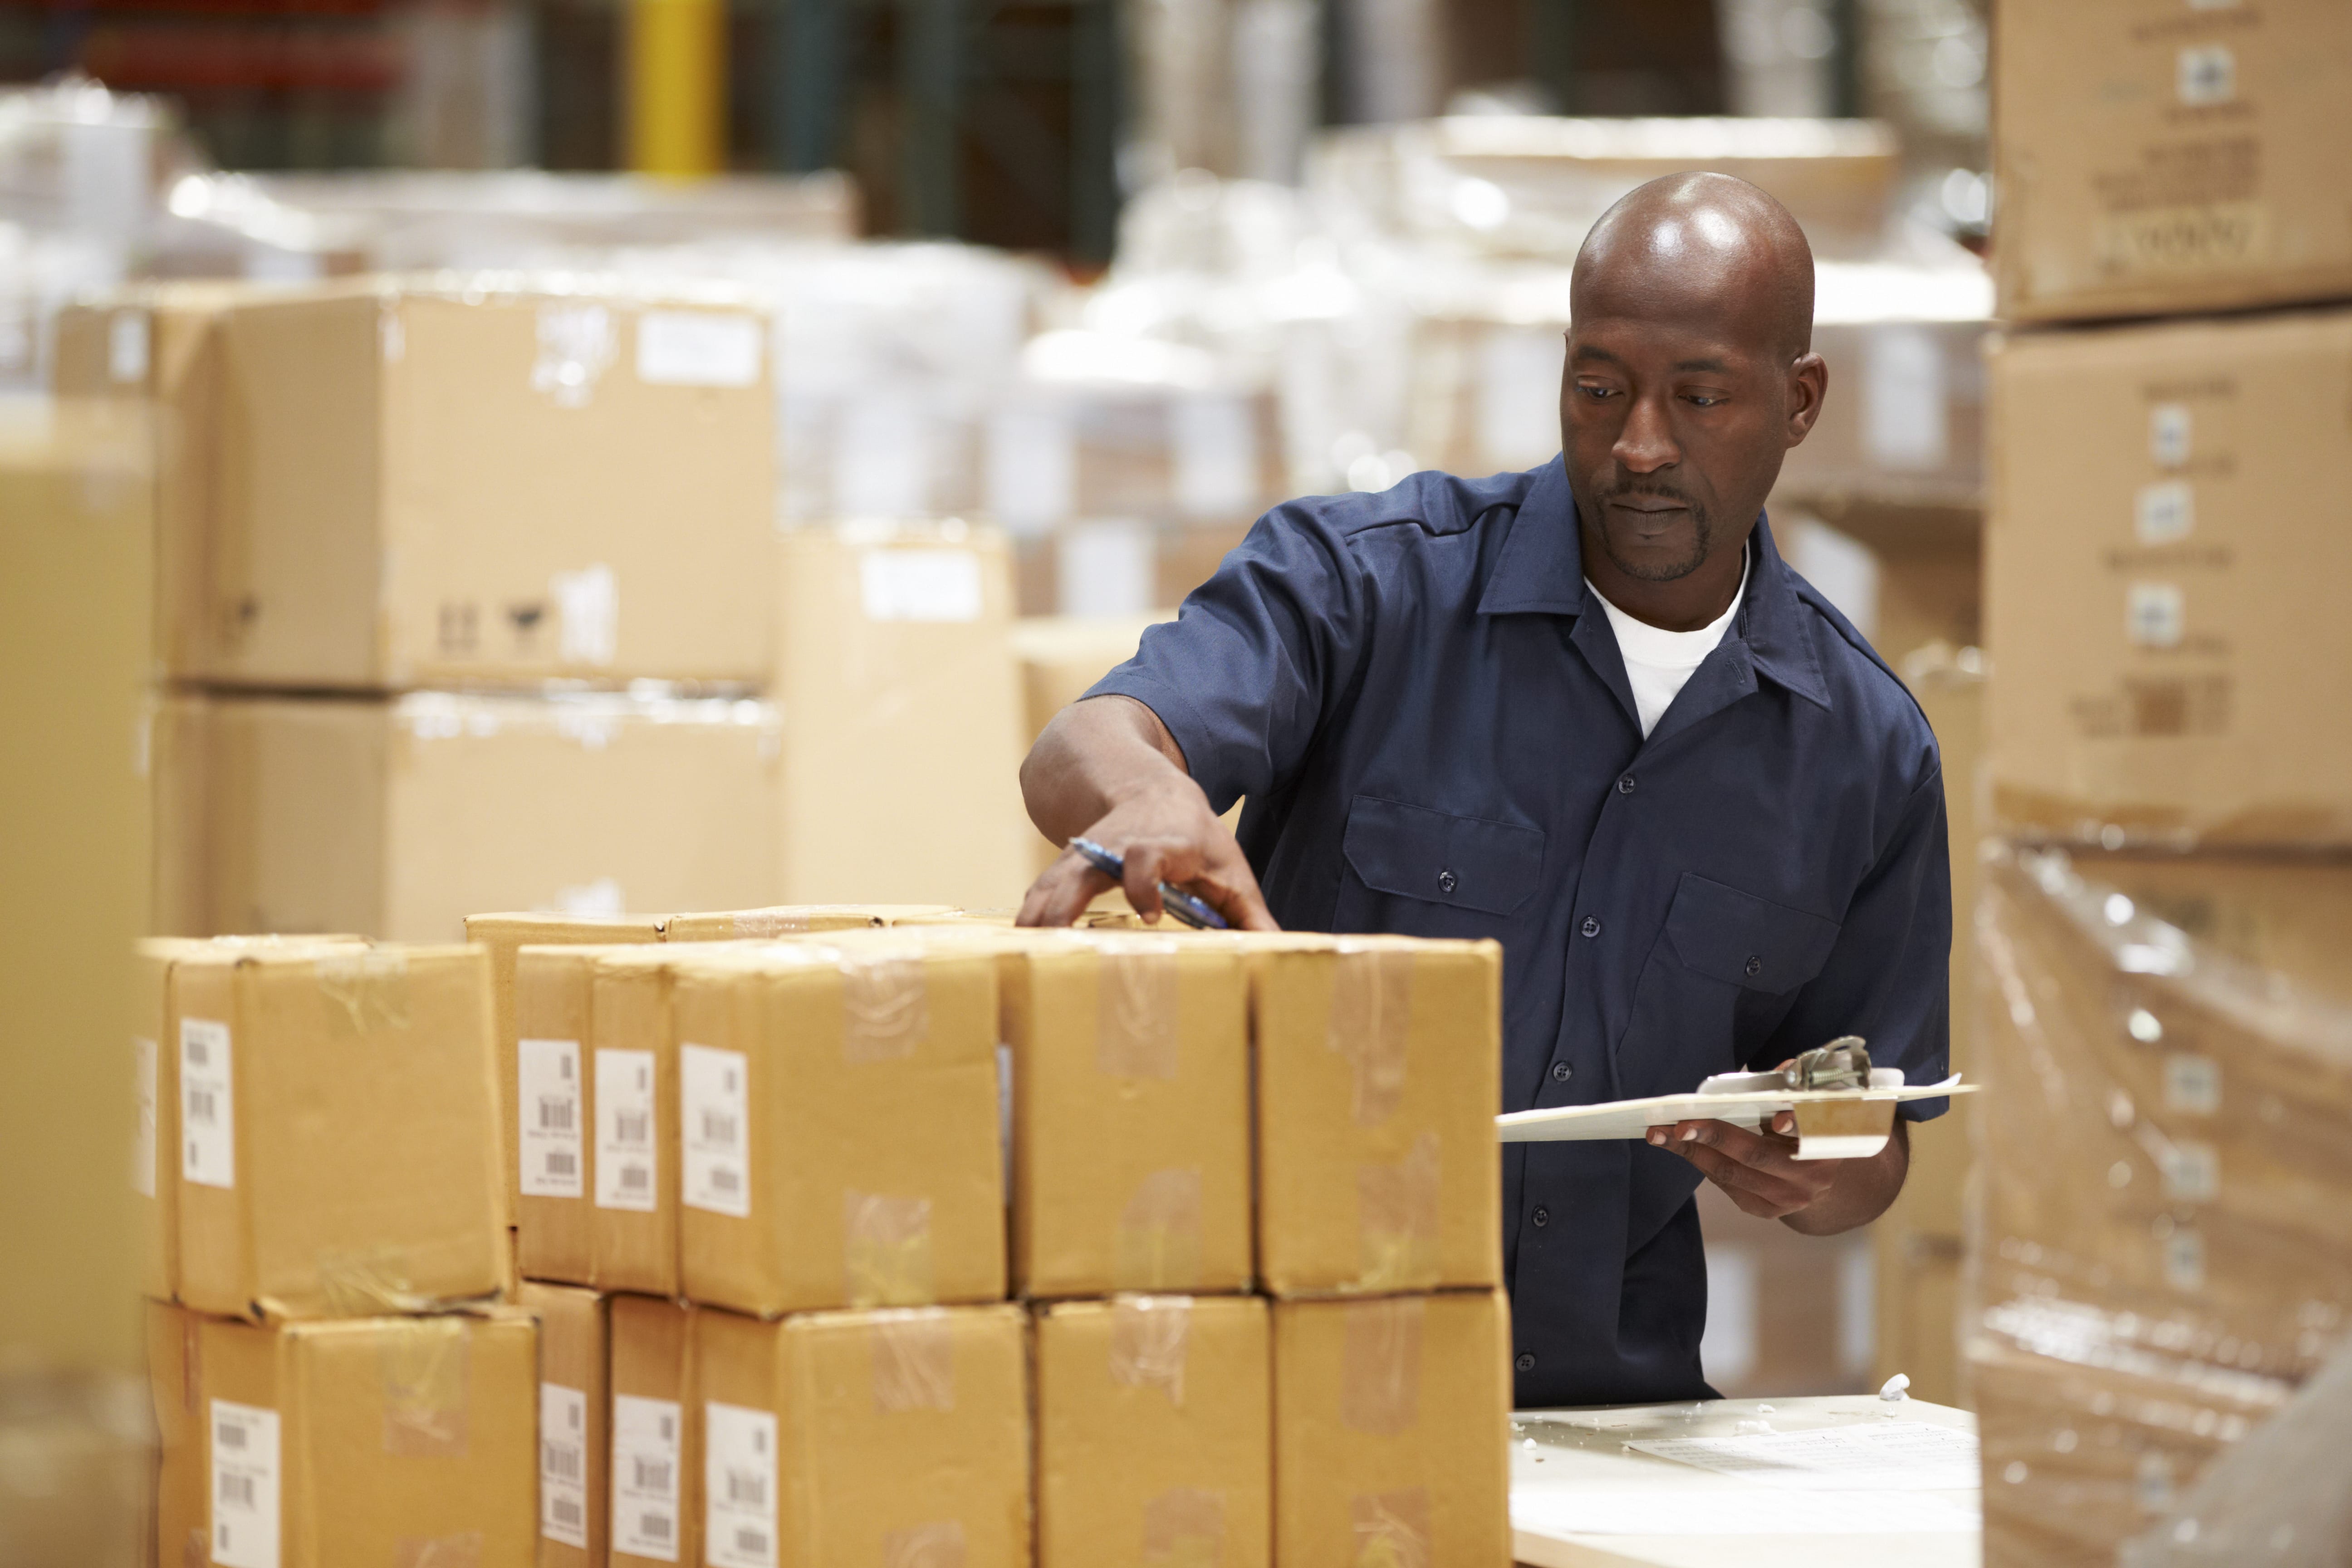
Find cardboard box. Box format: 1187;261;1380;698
975;930;1253;1298
519;1282;610;1568
1271;1291;1513;1568
1992;0;2352;323
149;1299;204;1568
775;522;1033;910
192;1310;539;1568
1968;847;2352;1563
156;690;783;941
0;400;154;1373
189;279;774;687
657;904;961;941
1240;935;1503;1297
512;945;646;1287
671;939;1007;1314
168;942;505;1320
588;951;686;1296
1986;309;2352;848
1034;1294;1270;1568
135;936;371;1303
611;1294;700;1568
1010;615;1174;748
694;1303;1032;1568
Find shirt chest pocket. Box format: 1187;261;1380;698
1614;873;1842;1097
1663;873;1842;994
1340;795;1546;920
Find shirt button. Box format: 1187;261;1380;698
1438;868;1457;894
1581;916;1602;938
1744;955;1763;977
1515;1352;1537;1374
1617;774;1637;795
1531;1206;1550;1228
1550;1061;1573;1083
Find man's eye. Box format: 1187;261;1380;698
1578;384;1618;400
1686;394;1725;408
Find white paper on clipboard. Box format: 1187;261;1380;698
1496;1076;1972;1145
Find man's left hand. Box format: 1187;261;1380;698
1646;1112;1909;1235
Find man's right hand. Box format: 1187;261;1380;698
1013;695;1280;931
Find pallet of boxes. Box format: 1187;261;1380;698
1972;1;2352;1560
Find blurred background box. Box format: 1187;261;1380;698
1967;847;2352;1566
200;279;774;689
775;521;1030;910
1993;0;2352;324
1985;307;2352;850
154;689;782;941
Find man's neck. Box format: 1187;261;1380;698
1581;527;1752;632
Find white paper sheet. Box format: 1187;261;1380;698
1513;1486;1980;1537
1495;1076;1972;1143
1625;1421;1981;1492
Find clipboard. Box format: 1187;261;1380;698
1496;1074;1977;1160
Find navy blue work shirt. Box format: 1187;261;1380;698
1088;456;1951;1408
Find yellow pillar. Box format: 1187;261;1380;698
627;0;726;178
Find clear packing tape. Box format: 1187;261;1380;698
1968;846;2352;1567
1328;944;1443;1292
1109;1294;1192;1407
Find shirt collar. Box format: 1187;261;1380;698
1476;456;1832;711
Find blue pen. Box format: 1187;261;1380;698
1069;837;1231;930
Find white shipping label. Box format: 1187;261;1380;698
2162;1141;2220;1203
2177;43;2235;106
552;563;619;667
2127;583;2185;648
859;549;984;623
1862;325;1949;473
180;1018;234;1189
612;1394;683;1563
2164;1054;2222;1116
596;1049;658;1212
681;1044;751;1218
109;309;150;383
2149;402;2192;468
518;1038;586;1199
132;1036;157;1198
2135;480;2194;545
638;311;764;388
704;1401;780;1568
540;1382;591;1548
1171;394;1259;519
210;1400;281;1568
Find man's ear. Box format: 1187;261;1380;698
1784;351;1828;447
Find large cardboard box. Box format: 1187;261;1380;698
611;1294;700;1568
586;951;685;1296
775;522;1032;910
1034;1294;1270;1568
191;1310;539;1568
519;1282;611;1568
168;942;506;1320
1992;0;2352;323
511;946;651;1288
1239;935;1503;1297
672;939;1007;1314
978;929;1252;1298
187;279;774;687
156;690;783;941
1968;847;2352;1564
694;1303;1032;1568
148;1300;204;1568
1985;309;2352;848
1271;1292;1513;1567
135;935;369;1303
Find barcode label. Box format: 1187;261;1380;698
539;1382;589;1548
210;1400;279;1568
681;1044;751;1218
518;1038;585;1199
612;1394;681;1561
704;1401;778;1568
132;1036;157;1198
595;1049;657;1212
181;1019;235;1189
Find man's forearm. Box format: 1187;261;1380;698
1019;695;1200;849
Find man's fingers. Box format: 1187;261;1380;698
1645;1120;1826;1210
1015;853;1115;928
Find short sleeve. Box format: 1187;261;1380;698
1083;500;1373;815
1759;765;1954;1120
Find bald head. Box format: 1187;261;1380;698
1574;173;1814;364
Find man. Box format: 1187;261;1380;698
1016;173;1950;1407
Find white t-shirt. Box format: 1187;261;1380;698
1587;550;1750;740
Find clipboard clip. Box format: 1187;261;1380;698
1698;1036;1891;1097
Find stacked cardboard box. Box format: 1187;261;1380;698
140;939;539;1567
1975;6;2352;1554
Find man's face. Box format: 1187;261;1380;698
1560;278;1811;585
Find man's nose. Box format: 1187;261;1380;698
1612;393;1681;475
